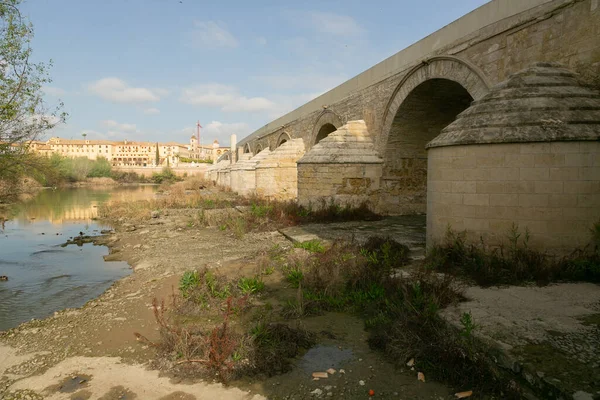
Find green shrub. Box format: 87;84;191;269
87;157;112;178
238;276;265;294
179;271;201;298
294;239;324;253
152;167;178;184
285;269;304;288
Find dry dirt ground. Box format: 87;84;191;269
0;210;452;400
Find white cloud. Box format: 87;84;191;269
180;84;275;113
143;107;160;115
305;11;365;36
88;78;161;103
43;86;66;96
190;21;238;48
101;119;138;133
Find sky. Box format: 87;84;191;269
22;0;489;146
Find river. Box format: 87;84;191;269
0;185;157;331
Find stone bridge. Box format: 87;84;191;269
207;0;600;253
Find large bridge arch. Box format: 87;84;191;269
378;56;491;214
310;110;343;148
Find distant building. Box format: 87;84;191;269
28;136;228;167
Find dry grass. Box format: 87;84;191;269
425;225;600;286
100;177;382;229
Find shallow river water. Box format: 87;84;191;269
0;185;157;331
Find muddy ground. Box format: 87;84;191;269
0;209;453;400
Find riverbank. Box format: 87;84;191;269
0;183;456;399
2;180;598;399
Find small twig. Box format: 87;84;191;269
175;358;208;365
133;332;159;347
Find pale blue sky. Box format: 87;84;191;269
23;0;489;146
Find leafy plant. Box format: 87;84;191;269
294;239;324;253
460;311;477;338
238;276;265;294
285;269;304;288
179;271;201;298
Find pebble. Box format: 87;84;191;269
359;380;365;386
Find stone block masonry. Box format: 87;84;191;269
298;120;383;209
427;141;600;252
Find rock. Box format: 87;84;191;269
310;388;323;397
133;244;141;249
573;391;593;400
359;380;365;386
151;210;160;218
312;372;328;379
326;368;336;375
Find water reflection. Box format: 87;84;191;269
0;185;157;331
5;185;157;224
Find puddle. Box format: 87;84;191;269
47;374;91;393
298;345;353;374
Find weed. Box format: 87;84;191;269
285;269;304;288
238;276;265;295
460;311;477;338
424;226;600;286
294;239;325;253
250;203;272;218
262;266;275;276
179;271;201;298
249;322;316;376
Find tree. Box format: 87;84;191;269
155;142;159;166
0;0;66;185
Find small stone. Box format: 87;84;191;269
359;380;365;386
339;369;345;374
311;388;323;396
312;372;328;379
326;368;336;375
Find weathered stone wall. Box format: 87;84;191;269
427;141;600;253
297;120;384;209
255;139;305;200
298;164;383;208
230;153;253;195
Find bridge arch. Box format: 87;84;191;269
378;56;491;214
310;110;343;147
275;132;291;149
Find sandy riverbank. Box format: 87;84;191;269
0;197;456;399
